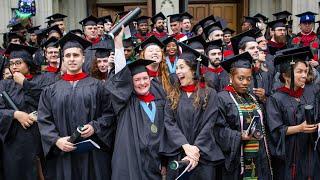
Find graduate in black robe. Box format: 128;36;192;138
213;52;272;179
41;37;62;83
232;30;271;103
266;48;320;179
0;44;47;180
203;39;229;92
106;29;167;180
37;32;115;180
162;36;179;85
137;35;173;98
159;42;224;179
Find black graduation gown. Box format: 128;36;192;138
266;84;320;179
204;71;219;91
249;69;272;97
83;40;111;73
106;67;166;180
204;70;229;92
212;91;272;180
159;87;224;179
37;76;115;180
0;75;49;180
34;49;46;66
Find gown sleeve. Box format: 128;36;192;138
0;81;15;142
194;89;225;162
159;100;189;156
265;95;287;159
88;82;116;149
212;93;241;170
37;86;60;157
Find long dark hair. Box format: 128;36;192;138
90;58;107;80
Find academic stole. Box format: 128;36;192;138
139;101;158;134
228;92;273;179
166;56;178;74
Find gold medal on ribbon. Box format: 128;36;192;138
151;124;158;134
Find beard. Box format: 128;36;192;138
210;59;221;67
274;34;287;44
156;26;164;33
140;30;147;36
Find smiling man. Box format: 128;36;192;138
37;32;114;180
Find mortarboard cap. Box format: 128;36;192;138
27;26;41;34
8;22;25;32
135;35;164;52
128;58;155;76
191;22;202;34
90;46;112;58
117;11;130;19
274;47;312;89
168;13;181;23
45;20;54;27
99;15;113;24
151;12;166;24
4;43;37;66
253;13;268;22
203;21;223;38
180;12;193;21
182;35;206;50
267;18;287;29
46;13;67;22
56;32;91;51
243;16;259;27
7;32;23;41
273;11;292;20
231;28;259;55
205;39;223;53
42;37;60;48
223;27;235;35
220;52;253;73
42;25;63;38
178;42;209;80
162;36;177;45
79;15;98;26
135;16;150;24
296;11;318;23
123;37;135;48
179;42;209;67
199;15;216;29
69;29;83;35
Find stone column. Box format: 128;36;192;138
62;0;87;31
34;0;53;27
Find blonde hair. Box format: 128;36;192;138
139;47;173;95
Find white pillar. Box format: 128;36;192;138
34;0;53;27
62;0;87;31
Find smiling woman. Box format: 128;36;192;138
106;28;168;179
160;42;224;180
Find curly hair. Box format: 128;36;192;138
90;58;107;80
167;60;209;110
139;48;173;95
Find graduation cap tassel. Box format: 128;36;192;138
290;62;295;90
57;48;63;74
195;56;202;81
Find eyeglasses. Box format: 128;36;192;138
47;51;59;55
9;60;23;67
